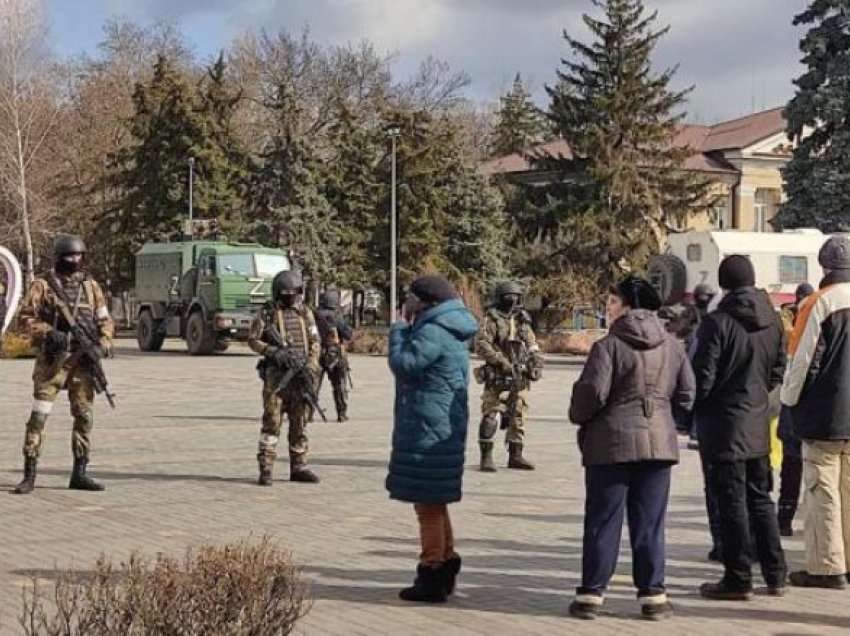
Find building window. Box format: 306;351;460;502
779;256;808;284
754;189;771;232
712;196;731;230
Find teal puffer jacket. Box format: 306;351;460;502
386;299;478;504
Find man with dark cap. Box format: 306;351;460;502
776;282;815;537
14;234;114;494
248;269;321;484
474;280;544;472
782;235;850;589
315;289;354;422
694;255;788;600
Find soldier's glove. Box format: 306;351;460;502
264;347;290;369
528;365;543;382
43;330;68;356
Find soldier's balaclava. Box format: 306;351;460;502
498;293;521;313
278;291;297;309
56;255;83;275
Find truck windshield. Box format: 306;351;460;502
217;253;290;278
255;254;290;278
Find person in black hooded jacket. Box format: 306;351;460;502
693;255;788;600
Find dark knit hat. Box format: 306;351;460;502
611;276;662;311
795;282;814;302
818;235;850;270
718;255;755;290
410;275;458;304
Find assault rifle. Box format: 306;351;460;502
45;275;116;408
263;320;327;423
500;339;543;431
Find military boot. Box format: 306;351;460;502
507;442;535;470
69;457;105;491
290;455;320;483
14;457;38;495
479;442;497;473
257;453;274;486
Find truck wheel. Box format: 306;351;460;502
137;310;165;352
648;254;688;306
186;312;216;355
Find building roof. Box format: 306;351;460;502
482;106;786;178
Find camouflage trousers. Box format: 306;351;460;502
24;357;96;460
324;364;349;417
259;377;311;463
479;385;530;445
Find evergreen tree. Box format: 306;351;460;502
245;86;336;289
491;73;549;157
322;101;383;288
113;55;244;287
777;1;850;231
540;0;711;290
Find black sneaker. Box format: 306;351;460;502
641;601;673;621
569;599;601;620
765;584;787;597
789;571;846;589
699;582;753;601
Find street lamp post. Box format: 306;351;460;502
386;126;401;323
188;157;195;239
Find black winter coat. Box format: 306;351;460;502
569;310;695;466
692;287;786;462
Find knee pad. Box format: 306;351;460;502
479;414;499;441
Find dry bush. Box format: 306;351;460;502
20;537;311;636
538;330;606;356
347;329;388;355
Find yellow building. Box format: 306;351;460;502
481;106;789;232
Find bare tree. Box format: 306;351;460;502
0;0;59;283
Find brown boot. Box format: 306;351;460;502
479;442;497;472
257;453;274;486
507;443;535;470
290;454;320;483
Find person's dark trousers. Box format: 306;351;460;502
698;450;723;555
706;457;787;590
777;407;803;529
578;462;671;597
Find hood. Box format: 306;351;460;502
611;309;667;351
415;298;479;341
718;287;776;331
820;269;850;289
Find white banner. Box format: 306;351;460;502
0;246;23;335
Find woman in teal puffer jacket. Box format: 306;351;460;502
387;275;478;603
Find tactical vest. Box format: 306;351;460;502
276;306;309;363
50;272;96;333
316;308;340;346
486;309;524;350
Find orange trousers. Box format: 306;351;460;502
414;503;457;565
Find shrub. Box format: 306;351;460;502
1;331;37;359
347;329;388;355
20;537;310;636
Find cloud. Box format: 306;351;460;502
50;0;811;122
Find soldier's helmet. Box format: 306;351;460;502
319;290;340;309
693;283;716;299
494;281;524;299
54;235;86;258
272;270;303;298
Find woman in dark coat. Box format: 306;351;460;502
386;275;478;603
568;276;695;621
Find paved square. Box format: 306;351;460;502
0;340;847;635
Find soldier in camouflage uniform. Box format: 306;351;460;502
475;281;544;472
14;235;114;495
667;283;716;351
248;270;322;485
315;290;354;422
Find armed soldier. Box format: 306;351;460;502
248;270;322;485
14;235;114;494
315;290;354;422
666;283;716;350
474;281;544;472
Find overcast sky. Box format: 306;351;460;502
46;0;810;123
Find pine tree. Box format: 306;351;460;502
245;86;336;289
777;1;850;231
322;101;383;288
540;0;712;290
113;55;245;287
491;73;549;157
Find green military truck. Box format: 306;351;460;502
134;241;291;355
